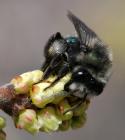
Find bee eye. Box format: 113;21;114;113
73;69;88;81
65;36;79;45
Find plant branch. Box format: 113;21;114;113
0;83;35;117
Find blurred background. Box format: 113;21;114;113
0;0;125;140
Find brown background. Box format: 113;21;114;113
0;0;125;140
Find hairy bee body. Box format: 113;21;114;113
41;11;112;105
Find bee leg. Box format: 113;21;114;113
42;54;63;80
63;93;87;114
44;62;69;90
41;59;50;72
63;76;88;113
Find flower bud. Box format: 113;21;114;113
73;100;90;116
15;109;41;134
56;99;73;121
59;120;71;131
0;130;6;140
0;117;6;130
37;106;62;133
30;83;55;108
11;70;43;94
71;113;87;129
30;74;71;108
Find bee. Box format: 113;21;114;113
40;11;113;112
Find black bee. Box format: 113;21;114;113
40;11;113;111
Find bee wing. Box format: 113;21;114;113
67;11;103;48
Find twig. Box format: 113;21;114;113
0;83;35;117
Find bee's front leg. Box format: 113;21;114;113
41;54;63;80
44;62;69;90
